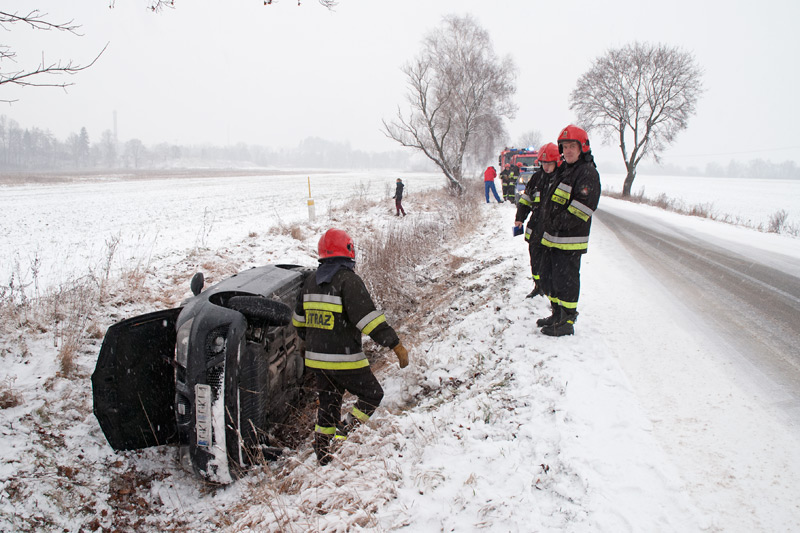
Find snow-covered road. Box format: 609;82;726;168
598;203;800;413
587;199;800;531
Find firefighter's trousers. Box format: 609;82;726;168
540;249;582;310
527;238;546;283
313;367;384;432
503;183;515;201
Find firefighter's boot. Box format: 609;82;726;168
526;282;542;299
536;302;559;327
336;413;359;440
541;308;578;337
313;433;333;465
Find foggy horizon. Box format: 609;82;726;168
2;0;799;170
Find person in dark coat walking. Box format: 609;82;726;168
393;178;406;216
292;228;409;465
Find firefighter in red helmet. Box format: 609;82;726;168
536;125;601;336
293;228;409;465
498;164;512;202
505;163;519;203
514;142;562;298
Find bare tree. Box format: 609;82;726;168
383;14;516;191
0;10;105;98
570;42;703;196
124;138;146;168
516;130;542;150
100;129;117;168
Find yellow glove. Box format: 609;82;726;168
393;343;409;368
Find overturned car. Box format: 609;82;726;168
92;264;312;483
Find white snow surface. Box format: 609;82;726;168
1;170;800;532
0;170;444;296
603;173;800;231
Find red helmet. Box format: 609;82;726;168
557;125;590;153
537;142;562;166
318;228;355;259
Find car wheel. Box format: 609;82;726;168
227;296;292;326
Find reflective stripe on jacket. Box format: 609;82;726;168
539;156;601;253
515;168;555;244
293;267;399;370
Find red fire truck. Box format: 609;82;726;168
498;147;540;203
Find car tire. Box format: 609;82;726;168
227;296;292;326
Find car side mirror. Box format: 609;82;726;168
190;272;205;296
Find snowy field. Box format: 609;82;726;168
603;172;800;230
1;169;800;531
0;170;444;295
2;171;798;297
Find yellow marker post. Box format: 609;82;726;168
307;176;316;221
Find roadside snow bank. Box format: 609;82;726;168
4;178;800;532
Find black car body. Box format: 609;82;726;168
92;264;311;483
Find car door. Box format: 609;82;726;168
92;308;182;451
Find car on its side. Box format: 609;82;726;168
92;264;312;484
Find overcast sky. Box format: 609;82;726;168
3;0;799;169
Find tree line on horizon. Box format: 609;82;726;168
632;158;800;180
0;115;420;172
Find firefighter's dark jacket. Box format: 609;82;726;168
540;153;601;253
515;168;555;242
292;264;400;370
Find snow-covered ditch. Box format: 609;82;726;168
1;170;799;532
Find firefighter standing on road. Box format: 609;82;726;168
499;164;513;203
514;143;562;298
292;228;409;465
537;125;601;336
505;164;519;203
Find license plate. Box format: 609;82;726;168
195;384;212;448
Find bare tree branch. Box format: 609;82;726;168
383;14;516;192
2;1;339;102
107;0;175;11
0;10;81;35
0;11;103;101
109;0;339;10
0;44;107;94
570;42;703;196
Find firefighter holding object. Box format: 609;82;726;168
292;228;409;465
514;142;562;298
537;125;601;336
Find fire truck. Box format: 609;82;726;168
498;147;540;204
